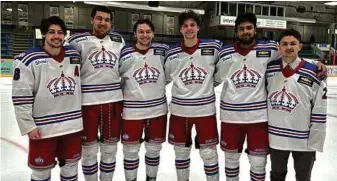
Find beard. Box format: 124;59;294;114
238;34;256;45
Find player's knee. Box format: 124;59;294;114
145;142;162;154
60;161;78;175
248;154;267;169
82;142;98;158
123;143;141;158
225;151;241;162
100;142;117;155
31;168;51;179
174;145;191;159
200;146;218;160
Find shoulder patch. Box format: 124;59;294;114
70;57;81;64
110;35;123;43
154;49;165;56
256;50;271;57
201;49;215;56
297;76;313;87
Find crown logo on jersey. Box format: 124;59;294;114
179;62;207;85
268;86;299;112
231;64;261;88
89;46;117;69
133;62;160;85
47;72;76;97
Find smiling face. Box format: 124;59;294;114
236;22;256;45
44;24;64;48
180;18;199;40
279;35;303;60
91;11;111;37
135;23;154;46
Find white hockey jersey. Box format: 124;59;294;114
12;46;83;139
164;39;222;117
215;41;280;123
266;57;327;152
67;32;125;105
119;43;169;120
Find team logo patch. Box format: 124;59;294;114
297;76;313;87
13;68;20;80
256;50;271;57
70;57;80;64
89;46;117;69
179;62;208;85
231;64;261;88
269;86;299;112
220;140;227;147
47;72;76;97
133;62;160;85
154;49;165;56
201;49;214;56
122;133;129;140
35;157;44;165
109;35;122;43
169;133;175;140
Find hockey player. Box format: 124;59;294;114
164;10;221;181
215;12;276;181
215;12;327;181
67;6;125;181
12;16;82;181
266;29;327;181
119;19;169;181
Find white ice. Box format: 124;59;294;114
1;77;337;181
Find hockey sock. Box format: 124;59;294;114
200;146;219;181
174;145;191;181
99;142;117;181
123;143;141;181
82;142;98;181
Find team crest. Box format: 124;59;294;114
231;64;261;88
169;133;175;140
133;62;160;85
179;62;207;85
47;71;76;97
34;157;44;165
122;133;129;140
88;46;117;69
268;86;299;112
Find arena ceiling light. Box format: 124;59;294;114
84;1;205;15
324;1;337;6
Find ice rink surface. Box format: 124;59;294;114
1;77;337;181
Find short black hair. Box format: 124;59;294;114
40;16;67;35
133;18;155;33
178;10;200;27
278;28;302;43
91;6;112;20
235;12;257;32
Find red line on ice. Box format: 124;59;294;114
1;137;28;153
